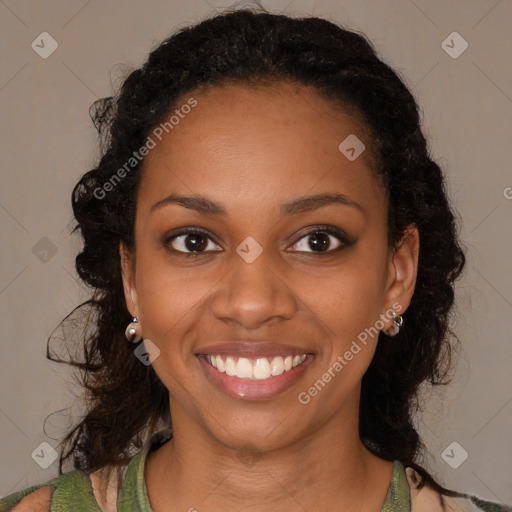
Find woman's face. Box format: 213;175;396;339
121;81;419;451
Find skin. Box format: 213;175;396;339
120;81;420;512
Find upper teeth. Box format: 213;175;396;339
205;354;307;380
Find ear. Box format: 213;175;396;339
382;224;420;324
120;241;139;318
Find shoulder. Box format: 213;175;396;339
0;483;56;512
0;486;53;512
10;487;53;512
0;428;170;511
405;466;512;512
0;470;95;511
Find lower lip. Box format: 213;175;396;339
197;355;314;400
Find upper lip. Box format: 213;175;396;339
195;341;313;358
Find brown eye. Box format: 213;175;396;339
167;231;221;253
307;231;331;252
289;229;345;253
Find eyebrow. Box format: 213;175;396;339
150;192;365;216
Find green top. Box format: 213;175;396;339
0;428;510;511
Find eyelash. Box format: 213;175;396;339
163;225;352;257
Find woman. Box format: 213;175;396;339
1;7;510;512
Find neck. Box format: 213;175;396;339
145;397;394;511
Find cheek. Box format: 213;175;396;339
299;264;384;337
134;264;211;390
135;256;219;348
296;257;386;379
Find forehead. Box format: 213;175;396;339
137;81;385;216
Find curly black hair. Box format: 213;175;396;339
47;5;467;502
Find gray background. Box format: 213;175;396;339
1;0;511;504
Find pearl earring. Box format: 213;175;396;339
125;317;142;344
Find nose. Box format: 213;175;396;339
210;249;297;330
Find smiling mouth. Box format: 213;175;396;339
202;354;308;380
